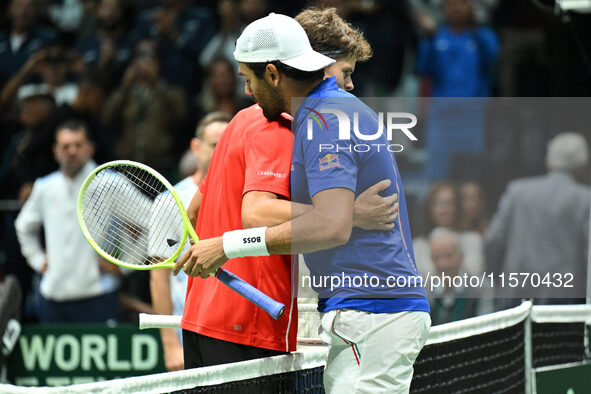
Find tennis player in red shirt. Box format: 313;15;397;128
179;9;396;368
181;104;296;367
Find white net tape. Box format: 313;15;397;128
2;302;589;393
138;301;591;345
0;349;328;394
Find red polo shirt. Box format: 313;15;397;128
180;105;296;352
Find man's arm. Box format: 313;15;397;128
149;268;184;371
242;179;397;230
267;188;354;254
174;188;354;277
186;188;202;229
241;191;310;228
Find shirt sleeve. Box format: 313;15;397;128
243;120;291;199
14;180;46;271
301;117;357;199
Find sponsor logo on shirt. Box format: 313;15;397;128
257;170;285;178
319;153;341;171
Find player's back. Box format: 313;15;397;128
196;104;292;238
291;78;428;312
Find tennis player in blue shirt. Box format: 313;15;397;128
176;13;431;393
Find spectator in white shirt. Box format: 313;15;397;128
15;119;121;323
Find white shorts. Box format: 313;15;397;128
319;309;431;394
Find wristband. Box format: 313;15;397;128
222;227;270;259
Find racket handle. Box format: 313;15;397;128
139;313;181;329
216;269;285;320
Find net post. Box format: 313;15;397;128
524;300;533;394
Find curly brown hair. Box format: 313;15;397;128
295;7;372;63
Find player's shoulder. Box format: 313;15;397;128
36;171;60;186
505;174;553;198
503;178;531;196
233;104;291;133
232;104;261;122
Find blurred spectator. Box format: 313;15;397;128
413;181;484;276
416;0;499;97
150;111;230;371
199;0;268;70
48;0;84;34
102;41;186;175
485;132;590;307
134;0;216;96
76;0;133;89
196;57;252;118
410;0;498;36
427;227;493;325
25;69;115;168
0;0;56;88
421;180;459;234
14;120;121;323
458;181;489;233
416;0;499;180
0;89;55;201
178;149;197;178
1;46;81;108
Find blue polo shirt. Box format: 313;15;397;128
291;77;429;314
416;25;499;97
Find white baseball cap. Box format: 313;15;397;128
234;13;335;72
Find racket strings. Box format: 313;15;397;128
95;167;175;264
103;168;150;263
82;164;184;267
87;168;152;264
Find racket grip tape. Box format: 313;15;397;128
138;313;181;329
216;269;285;320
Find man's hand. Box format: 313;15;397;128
353;179;398;231
173;237;228;278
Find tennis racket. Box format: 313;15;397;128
77;160;285;319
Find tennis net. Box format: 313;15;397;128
2;301;589;393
